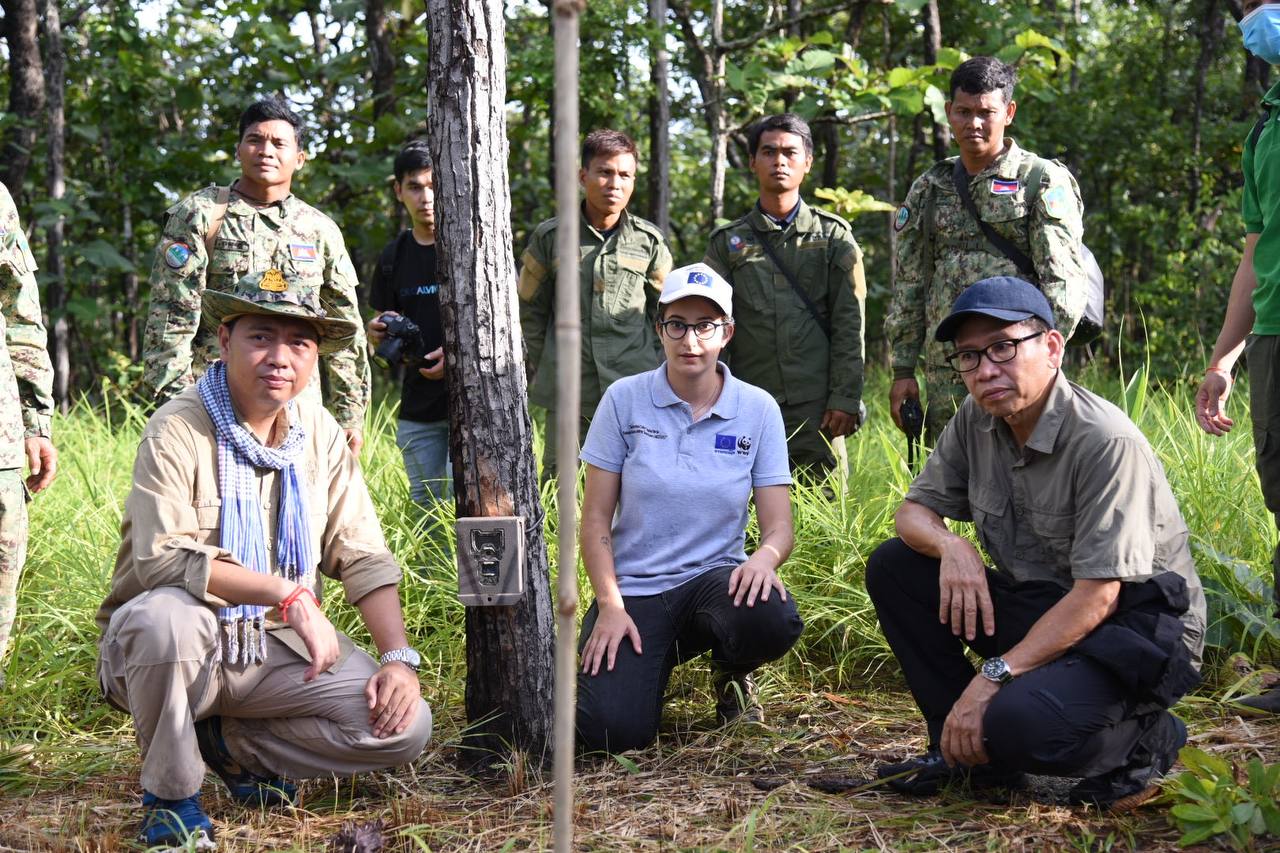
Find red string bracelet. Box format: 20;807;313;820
278;586;320;623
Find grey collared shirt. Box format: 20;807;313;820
906;371;1206;659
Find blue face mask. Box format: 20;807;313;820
1241;4;1280;65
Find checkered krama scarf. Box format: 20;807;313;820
197;361;315;664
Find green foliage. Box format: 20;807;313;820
814;187;896;219
1164;747;1280;849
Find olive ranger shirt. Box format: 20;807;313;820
97;387;401;667
703;200;866;413
518;208;673;418
141;185;370;430
906;371;1206;660
0;182;54;470
886;140;1087;380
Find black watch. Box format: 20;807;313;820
980;656;1014;685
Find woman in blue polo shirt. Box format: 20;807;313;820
575;262;804;753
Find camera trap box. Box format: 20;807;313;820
456;516;526;606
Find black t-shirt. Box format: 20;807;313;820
370;232;448;423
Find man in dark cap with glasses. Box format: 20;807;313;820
863;276;1205;810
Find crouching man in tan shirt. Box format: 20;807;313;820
98;268;430;848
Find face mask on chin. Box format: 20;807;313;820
1241;5;1280;65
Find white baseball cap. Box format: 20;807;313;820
658;262;733;317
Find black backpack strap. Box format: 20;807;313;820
379;230;409;279
1249;105;1273;154
747;224;831;340
952;159;1035;277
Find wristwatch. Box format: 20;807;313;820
379;647;422;672
980;656;1014;685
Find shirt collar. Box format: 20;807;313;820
1265;79;1280;108
985;139;1024;181
229;181;298;221
756;199;801;227
580;205;631;242
650;362;739;419
748;198;814;233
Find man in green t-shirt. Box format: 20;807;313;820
1195;0;1280;715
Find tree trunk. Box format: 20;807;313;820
425;0;556;762
921;0;948;160
1189;0;1223;212
39;0;68;412
709;0;727;222
1;0;46;195
365;0;396;119
647;0;671;234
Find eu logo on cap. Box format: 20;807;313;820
688;271;711;286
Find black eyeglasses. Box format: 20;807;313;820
658;320;730;341
945;331;1044;373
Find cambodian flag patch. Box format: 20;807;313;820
990;179;1020;195
715;434;737;452
289;243;318;262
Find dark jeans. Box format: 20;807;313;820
576;563;804;753
866;538;1168;777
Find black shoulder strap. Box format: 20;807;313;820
1249;105;1273;154
747;223;831;340
380;230;410;278
951;159;1035;277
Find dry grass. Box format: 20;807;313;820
2;683;1276;852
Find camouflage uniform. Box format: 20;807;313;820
885;140;1087;440
141;185;369;430
703;201;866;473
518;207;672;476
0;182;55;665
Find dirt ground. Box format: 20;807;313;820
1;689;1277;852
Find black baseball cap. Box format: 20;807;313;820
934;276;1056;343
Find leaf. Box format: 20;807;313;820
725;61;745;92
1231;802;1259;825
75;239;136;274
815;187;895;218
924;85;946;125
886;66;921;89
612;754;640;775
936;47;966;70
1171;804;1220;823
894;0;928;12
1179;747;1233;782
1178;823;1224;846
798;49;836;74
1014;29;1068;57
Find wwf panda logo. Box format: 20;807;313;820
737;435;752;452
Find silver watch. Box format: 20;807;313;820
980;656;1014;685
379;647;421;672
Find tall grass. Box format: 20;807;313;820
2;368;1277;765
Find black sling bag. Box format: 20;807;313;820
747;224;831;340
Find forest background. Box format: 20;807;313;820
0;0;1266;407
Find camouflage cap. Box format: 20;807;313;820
201;268;359;355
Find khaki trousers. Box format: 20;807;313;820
98;587;432;800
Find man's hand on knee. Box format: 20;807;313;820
365;662;421;738
941;675;999;767
286;589;341;681
937;536;995;641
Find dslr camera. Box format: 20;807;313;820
373;313;429;368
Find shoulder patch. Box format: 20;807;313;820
1042;185;1071;220
628;214;665;240
164;241;194;269
894;206;910;232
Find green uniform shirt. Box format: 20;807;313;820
703;200;866;413
141;184;370;430
906;371;1206;662
0;182;55;470
886;140;1087;381
518;208;672;417
1244;80;1280;333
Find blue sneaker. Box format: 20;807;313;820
138;791;215;847
194;716;297;807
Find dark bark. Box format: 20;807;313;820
817;118;840;188
39;0;68;411
364;0;396;119
425;0;556;761
1;0;46;195
1189;0;1224;212
647;0;671;233
921;0;948;160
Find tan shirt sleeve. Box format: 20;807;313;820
1065;436;1163;580
126;424;236;608
316;414;401;604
